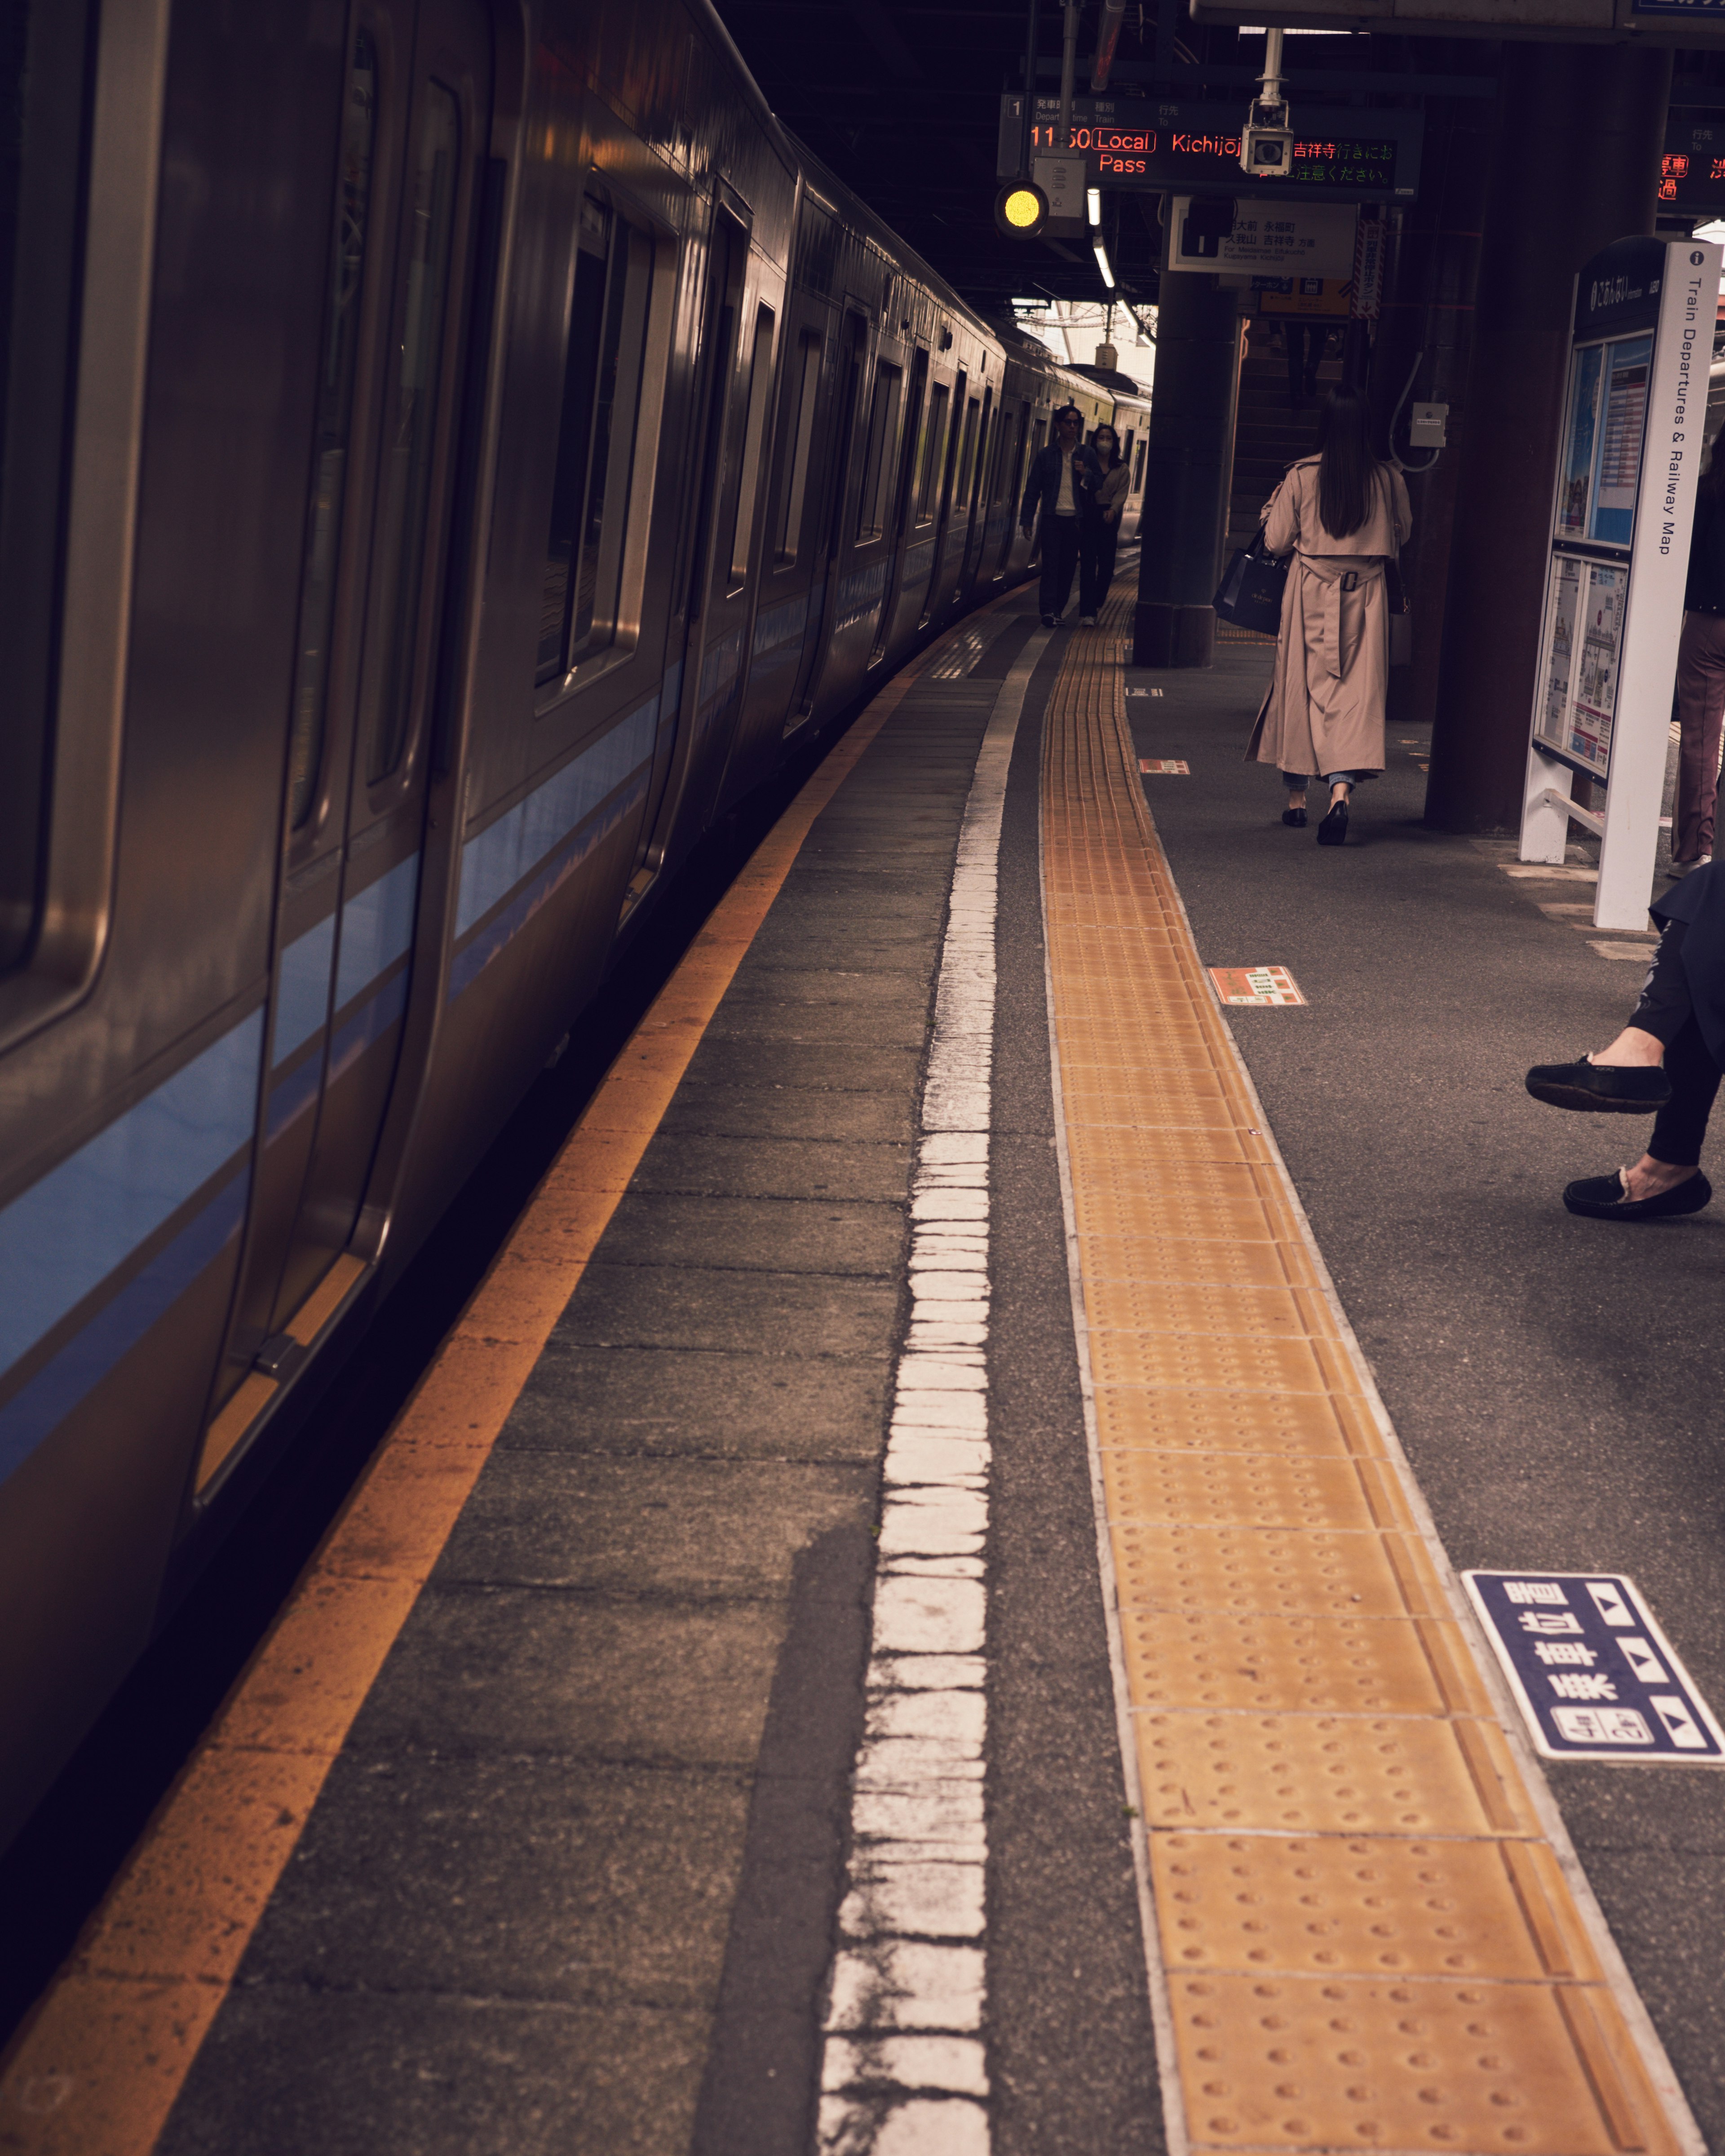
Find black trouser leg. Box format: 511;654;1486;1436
1039;515;1079;619
1078;518;1118;615
1649;1019;1722;1166
1629;920;1694;1046
1628;924;1720;1166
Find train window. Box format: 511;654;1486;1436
855;360;902;543
287;31;377;830
365;82;460;782
774;332;822;568
960;398;981;505
727;305;776;584
915;384;948;525
538;194;654;684
1132;437;1147;492
0;0;95;976
1120;427;1136;482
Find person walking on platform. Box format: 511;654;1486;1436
1021;402;1098;628
1524;862;1725;1219
1247;389;1412;846
1078;422;1129;627
1670;449;1725;878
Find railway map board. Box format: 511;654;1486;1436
1521;234;1722;927
1464;1571;1725;1763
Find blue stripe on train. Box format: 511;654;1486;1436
448;764;651;1001
335;853;420;1012
0;1170;249;1484
456;696;660;941
273;914;337;1063
0;1012;264;1388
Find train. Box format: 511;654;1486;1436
0;0;1153;1849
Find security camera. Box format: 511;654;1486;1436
1240;97;1294;177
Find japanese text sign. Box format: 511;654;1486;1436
1463;1570;1724;1763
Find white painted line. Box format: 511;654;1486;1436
817;629;1052;2156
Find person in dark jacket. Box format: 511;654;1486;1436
1523;860;1725;1218
1672;449;1725;876
1020;403;1100;627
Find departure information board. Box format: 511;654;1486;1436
1660;111;1725;212
996;97;1421;202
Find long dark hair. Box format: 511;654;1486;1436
1316;390;1379;540
1092;424;1120;470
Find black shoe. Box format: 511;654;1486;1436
1282;807;1308;827
1525;1056;1672;1114
1563;1168;1712;1219
1041;614;1057;628
1316;799;1349;846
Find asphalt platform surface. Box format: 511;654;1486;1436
1129;640;1725;2138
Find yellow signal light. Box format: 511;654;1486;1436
995;181;1049;238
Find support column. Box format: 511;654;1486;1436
1132;263;1243;668
1367;78;1497;739
1424;41;1671;832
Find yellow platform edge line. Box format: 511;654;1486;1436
1039;590;1703;2156
0;597;1017;2156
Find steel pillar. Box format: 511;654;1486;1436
1423;41;1671;833
1132;265;1243;668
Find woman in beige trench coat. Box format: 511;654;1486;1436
1247;389;1412;846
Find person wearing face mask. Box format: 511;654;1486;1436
1020;402;1100;628
1078;422;1129;626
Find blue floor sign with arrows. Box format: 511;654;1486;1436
1462;1570;1725;1763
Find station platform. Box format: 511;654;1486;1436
3;580;1723;2156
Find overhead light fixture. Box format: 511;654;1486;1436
1086;187;1102;227
995;179;1049;239
1093;238;1116;288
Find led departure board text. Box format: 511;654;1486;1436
1000;97;1420;201
1659;114;1725;210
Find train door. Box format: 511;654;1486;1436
195;0;491;1491
786;309;865;722
995;399;1030;573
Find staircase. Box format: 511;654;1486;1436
1228;327;1343;551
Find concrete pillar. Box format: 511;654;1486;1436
1132;263;1244;667
1423;41;1671;832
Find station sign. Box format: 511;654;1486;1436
1188;0;1725;44
1165;197;1358;278
997;97;1421;202
1464;1570;1724;1763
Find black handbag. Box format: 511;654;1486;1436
1384;554;1413;667
1213;526;1290;635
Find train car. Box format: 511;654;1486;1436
0;0;1151;1848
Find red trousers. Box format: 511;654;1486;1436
1674;610;1725;864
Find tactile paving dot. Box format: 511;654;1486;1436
1150;1836;1601;1984
1092;1386;1384;1458
1135;1712;1538;1837
1113;1522;1444;1617
1102;1451;1403;1531
1086;1278;1340;1344
1091;1326;1363;1400
1082;1233;1324;1293
1058;1032;1220;1078
1074;1124;1277;1171
1168;1972;1669;2153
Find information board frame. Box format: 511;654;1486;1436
1519;236;1721;931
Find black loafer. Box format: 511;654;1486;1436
1316;799;1349;846
1282;807;1308;827
1563;1169;1712;1219
1526;1056;1672;1113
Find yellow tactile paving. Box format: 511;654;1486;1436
1041;596;1690;2152
1152;1834;1602;1983
1119;1609;1493;1717
1100;1450;1414;1531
